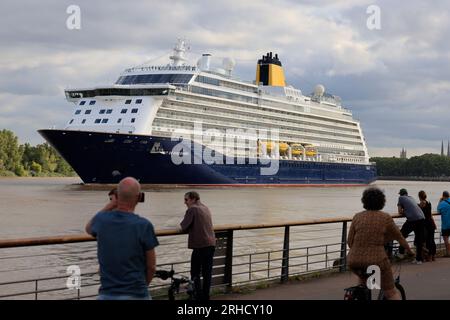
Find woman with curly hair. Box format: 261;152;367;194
347;187;414;300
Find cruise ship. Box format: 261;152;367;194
39;40;376;185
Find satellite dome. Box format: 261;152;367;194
222;57;236;72
314;84;325;97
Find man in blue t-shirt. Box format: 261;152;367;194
86;177;159;300
437;191;450;257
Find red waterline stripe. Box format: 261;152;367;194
169;183;371;188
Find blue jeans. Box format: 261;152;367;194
97;293;151;300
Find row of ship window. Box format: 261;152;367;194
75;108;139;115
178;92;358;130
189;81;353;128
195;76;257;93
161;106;357;140
69;118;136;124
190;86;257;104
115;74;193;85
78;99;142;106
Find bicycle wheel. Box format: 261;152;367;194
378;283;406;300
395;283;406;300
344;286;371;300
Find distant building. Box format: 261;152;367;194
441;140;444;156
447;141;450;157
400;148;407;159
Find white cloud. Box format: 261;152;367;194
0;0;449;156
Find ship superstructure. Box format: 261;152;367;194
40;40;376;184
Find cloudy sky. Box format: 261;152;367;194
1;0;449;157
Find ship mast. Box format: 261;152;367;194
169;39;189;66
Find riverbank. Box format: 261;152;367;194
0;170;77;178
3;174;450;183
378;176;450;182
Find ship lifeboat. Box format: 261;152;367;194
259;141;289;154
279;142;289;154
266;141;278;152
257;141;275;154
290;144;303;156
304;144;317;157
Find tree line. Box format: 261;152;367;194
371;154;450;177
0;129;75;177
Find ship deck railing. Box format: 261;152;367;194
0;213;443;300
167;90;359;132
175;85;354;122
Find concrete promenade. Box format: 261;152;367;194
215;257;450;300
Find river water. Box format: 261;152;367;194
0;178;447;299
1;177;448;238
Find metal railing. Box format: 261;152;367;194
0;213;443;300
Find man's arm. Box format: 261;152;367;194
180;208;194;232
85;218;94;235
145;249;156;285
398;205;404;215
100;197;118;212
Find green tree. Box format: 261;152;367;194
30;161;42;175
371;154;450;177
1;129;76;177
55;156;74;175
14;164;26;176
0;129;23;174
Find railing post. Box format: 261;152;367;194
213;230;234;293
281;226;290;282
249;254;252;281
224;229;233;293
340;221;347;272
306;247;309;272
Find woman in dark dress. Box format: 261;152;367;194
418;190;436;261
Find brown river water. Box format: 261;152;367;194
0;178;447;298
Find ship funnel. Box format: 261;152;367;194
197;53;212;71
255;52;286;86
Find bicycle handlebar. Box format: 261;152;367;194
155;269;191;282
154;269;175;280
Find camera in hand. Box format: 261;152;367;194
139;192;145;202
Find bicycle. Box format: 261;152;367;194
344;246;409;300
154;269;196;301
344;269;406;300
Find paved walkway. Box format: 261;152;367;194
215;257;450;300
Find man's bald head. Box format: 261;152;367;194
117;177;141;206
